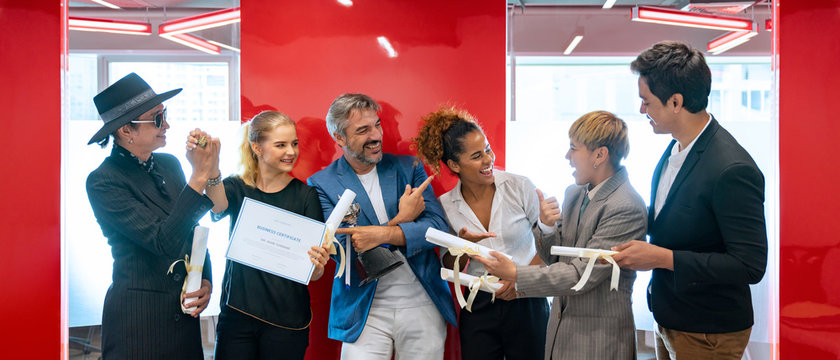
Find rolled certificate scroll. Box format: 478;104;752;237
166;225;209;314
425;228;512;260
323;189;355;285
441;268;502;312
550;246;620;291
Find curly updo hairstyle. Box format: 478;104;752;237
413;107;484;175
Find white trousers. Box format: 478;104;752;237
340;303;446;360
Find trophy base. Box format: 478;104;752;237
356;247;404;286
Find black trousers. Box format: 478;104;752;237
214;306;309;360
459;290;550;360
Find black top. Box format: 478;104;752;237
212;176;324;329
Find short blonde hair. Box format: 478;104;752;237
568;111;629;169
239;111;295;187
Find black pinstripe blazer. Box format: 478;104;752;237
86;146;213;360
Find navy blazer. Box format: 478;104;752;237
86;148;213;359
308;153;456;343
647;117;767;334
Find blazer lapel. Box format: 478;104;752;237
377;157;399;221
335;157;380;226
654;118;720;227
107;154;172;214
649;140;674;228
575;167;629;247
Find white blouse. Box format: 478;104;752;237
439;170;540;277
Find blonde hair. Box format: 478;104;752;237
239;111;296;187
413;107;482;175
568;111;629;169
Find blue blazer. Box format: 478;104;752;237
308;153;457;343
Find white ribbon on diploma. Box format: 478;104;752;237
440;268;502;312
167;225;208;314
324;189;356;287
551;246;620;291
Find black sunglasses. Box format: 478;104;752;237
131;108;167;128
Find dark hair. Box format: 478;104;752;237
413;107;483;174
97;123;139;148
631;41;711;113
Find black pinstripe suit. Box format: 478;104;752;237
86;146;213;359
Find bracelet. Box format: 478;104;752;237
206;174;222;187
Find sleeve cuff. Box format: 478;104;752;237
538;221;556;234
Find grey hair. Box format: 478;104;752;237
325;93;381;139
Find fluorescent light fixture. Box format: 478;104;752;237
160;33;221;55
337;0;353;6
707;30;758;55
207;40;241;53
159;7;241;36
603;0;617;9
564;35;584;55
631;6;756;32
377;36;397;58
69;17;152;35
90;0;120;9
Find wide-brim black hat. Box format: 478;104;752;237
88;72;182;145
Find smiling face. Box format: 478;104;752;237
638;77;678;135
565;137;599;186
124;104;169;152
335;108;383;172
448;130;495;186
252;124;299;174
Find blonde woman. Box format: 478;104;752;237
474;111;648;360
205;111;330;360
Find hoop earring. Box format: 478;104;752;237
129;138;134;144
593;163;597;169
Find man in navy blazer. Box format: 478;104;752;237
612;41;767;360
308;93;456;359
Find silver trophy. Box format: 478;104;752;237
342;202;404;286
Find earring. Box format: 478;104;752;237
129;138;134;144
593;163;597;169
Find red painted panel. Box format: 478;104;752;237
241;1;505;359
777;1;840;358
0;0;65;358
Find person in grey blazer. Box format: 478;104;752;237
475;111;647;360
86;73;221;359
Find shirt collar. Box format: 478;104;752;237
112;144;156;174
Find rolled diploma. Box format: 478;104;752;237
324;189;355;285
440;268;502;293
326;189;356;234
424;228;512;260
183;225;209;313
550;246;620;291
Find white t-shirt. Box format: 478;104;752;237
356;167;432;309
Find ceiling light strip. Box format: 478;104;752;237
161;33;221;55
603;0;617;9
207;40;241;53
69;17;152;35
89;0;120;9
707;30;758;55
632;6;755;32
159;7;241;36
564;35;584;55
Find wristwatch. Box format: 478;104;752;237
207;174;222;187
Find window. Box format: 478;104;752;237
66;53;241;327
506;56;776;342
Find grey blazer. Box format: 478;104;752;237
516;167;647;360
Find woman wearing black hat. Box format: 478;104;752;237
86;72;221;359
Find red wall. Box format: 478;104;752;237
777;0;840;358
0;0;65;357
240;1;505;358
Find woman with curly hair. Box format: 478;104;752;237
414;107;549;360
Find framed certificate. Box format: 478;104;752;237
226;197;326;285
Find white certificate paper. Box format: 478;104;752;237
227;197;326;285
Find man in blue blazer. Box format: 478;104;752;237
308;93;456;359
612;41;767;360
